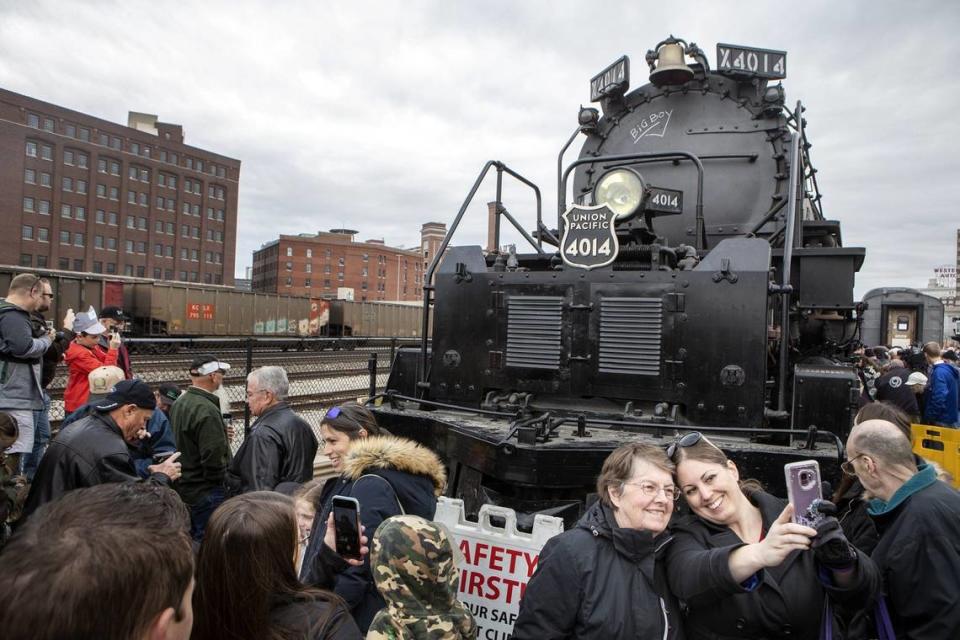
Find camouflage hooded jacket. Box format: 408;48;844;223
367;515;477;640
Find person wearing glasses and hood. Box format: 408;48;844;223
513;442;684;640
663;432;879;640
299;402;446;634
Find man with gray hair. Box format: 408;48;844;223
845;419;960;639
225;366;318;494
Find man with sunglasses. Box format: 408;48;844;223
847;418;960;639
0;274;56;471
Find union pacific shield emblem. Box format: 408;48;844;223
560;204;619;269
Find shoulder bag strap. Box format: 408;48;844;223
356;473;405;515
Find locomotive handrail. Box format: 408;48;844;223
777;101;804;413
417;160;544;393
375;392;845;465
559;151;707;252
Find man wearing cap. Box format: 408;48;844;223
876;359;923;422
63;309;121;414
170;354;232;540
22;379;182;519
98;305;132;379
0;274;56;471
226;366;318;495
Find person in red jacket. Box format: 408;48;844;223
63;310;119;414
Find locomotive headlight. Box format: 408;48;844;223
594;169;645;219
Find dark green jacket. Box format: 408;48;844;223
169;386;230;505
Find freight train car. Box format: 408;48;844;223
0;266;422;341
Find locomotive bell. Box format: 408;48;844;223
649;42;694;86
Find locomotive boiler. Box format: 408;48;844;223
374;37;865;526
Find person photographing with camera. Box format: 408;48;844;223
98;306;132;379
63;308;121;414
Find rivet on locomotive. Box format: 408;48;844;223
374;36;866;528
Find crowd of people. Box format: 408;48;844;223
2;272;960;639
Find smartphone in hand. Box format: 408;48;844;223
785;460;823;528
152;451;177;465
331;495;363;560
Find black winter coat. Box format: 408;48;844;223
299;436;445;634
22;411;169;518
664;490;879;640
513;500;684;640
268;593;362;640
868;468;960;640
226;402;318;495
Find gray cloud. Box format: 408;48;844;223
1;0;958;296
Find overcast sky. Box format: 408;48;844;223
1;0;957;296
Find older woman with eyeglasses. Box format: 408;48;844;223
513;442;684;640
663;432;879;640
298;402;446;634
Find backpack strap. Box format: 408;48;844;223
356;473;405;515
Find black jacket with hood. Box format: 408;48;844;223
663;489;879;640
513;499;684;640
300;435;445;634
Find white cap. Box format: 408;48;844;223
906;372;928;387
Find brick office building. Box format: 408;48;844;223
0;88;240;285
252;223;447;301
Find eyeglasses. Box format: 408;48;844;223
667;431;703;461
622;481;680;501
841;453;869;477
326;406;342;419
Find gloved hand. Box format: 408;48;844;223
811;500;857;570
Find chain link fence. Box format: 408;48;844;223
47;336;421;455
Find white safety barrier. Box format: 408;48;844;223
433;497;564;640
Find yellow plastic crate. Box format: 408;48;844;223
912;424;960;489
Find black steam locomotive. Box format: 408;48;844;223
375;37;865;526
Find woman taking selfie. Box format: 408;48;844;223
192;492;361;640
299;402;446;634
513;442;683;639
663;432;879;639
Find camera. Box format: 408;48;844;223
798;469;817;491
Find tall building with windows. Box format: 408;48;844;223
0;88;240;284
251;225;446;301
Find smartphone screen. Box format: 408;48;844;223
784;460;823;527
331;496;362;560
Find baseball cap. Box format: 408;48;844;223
906;372;928;387
73;306;106;335
92;379;157;411
100;306;126;321
87;366;126;402
156;383;182;406
189;354;231;376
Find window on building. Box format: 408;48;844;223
23;197;35;212
285;277;292;287
78;153;88;168
22;225;33;240
61;204;72;219
285;262;293;271
94;261;103;273
324;279;331;288
40;173;51;187
79;128;89;142
43;118;53;132
110;161;120;175
107;237;117;250
64;150;75;166
41;145;53;161
65;124;76;138
24;169;36;184
38;200;50;214
166;198;175;210
74;233;84;247
109;187;119;201
95;235;104;249
126;215;135;229
62;177;73;192
99;133;109;146
191;249;198;262
136;241;146;254
165;245;173;258
59;230;70;244
138;217;147;230
109;212;118;226
125;240;134;252
166;222;174;234
58;257;69;270
27;114;39;128
105;262;117;274
25;141;37;157
75;207;86;221
130;142;140;155
128;191;136;204
154;267;162;279
165;269;173;279
98;158;107;173
77;180;87;195
191;204;199;216
38;228;49;242
96;210;106;224
125;265;134;276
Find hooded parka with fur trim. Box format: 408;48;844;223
300;435;446;634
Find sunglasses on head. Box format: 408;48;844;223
325;406;343;420
667;431;703;461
